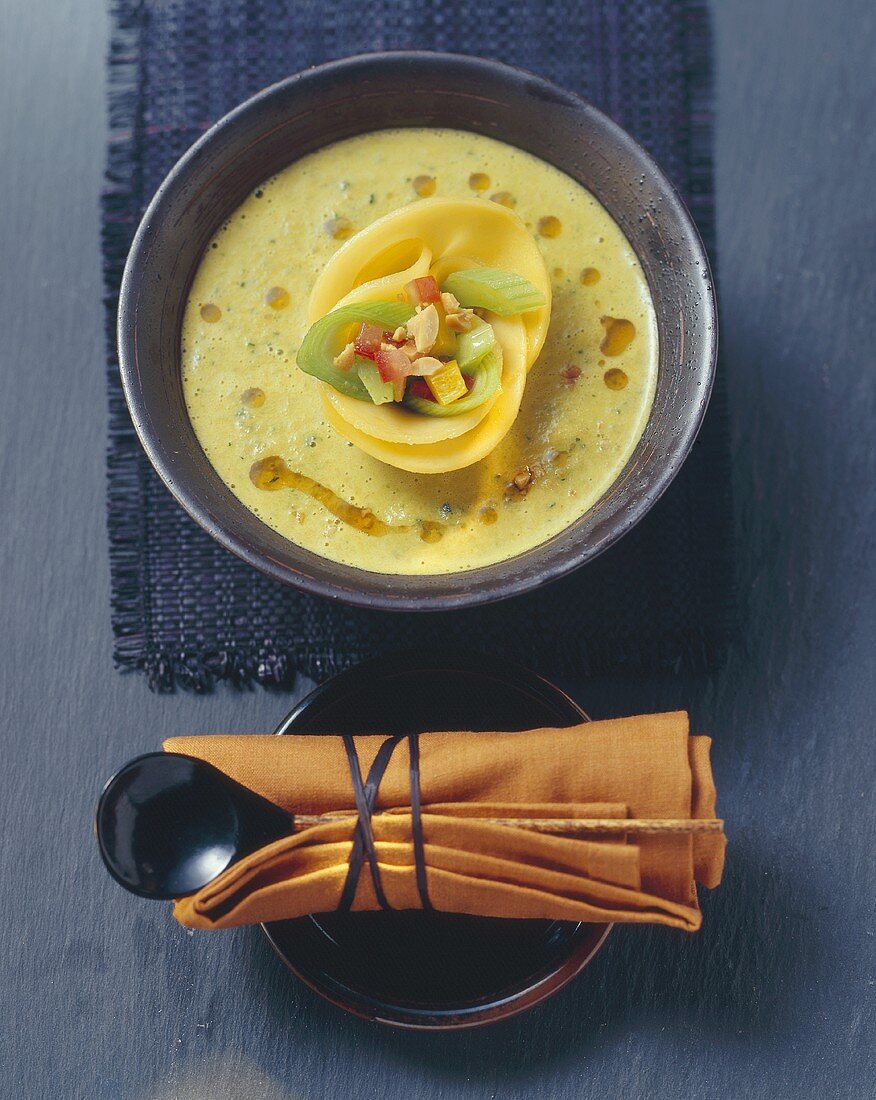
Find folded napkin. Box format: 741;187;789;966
166;712;724;932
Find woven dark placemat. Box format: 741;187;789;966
103;0;735;692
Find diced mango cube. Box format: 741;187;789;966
426;360;468;405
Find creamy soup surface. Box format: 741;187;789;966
182;128;658;574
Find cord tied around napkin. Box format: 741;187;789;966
338;733;432;912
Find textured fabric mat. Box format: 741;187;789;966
103;0;736;692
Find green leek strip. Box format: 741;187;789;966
441;268;546;316
455;319;497;371
403;346;503;417
296;301;414;400
356;359;394;404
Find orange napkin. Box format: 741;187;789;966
165;711;724;932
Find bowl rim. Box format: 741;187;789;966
259;653;613;1029
117;50;717;612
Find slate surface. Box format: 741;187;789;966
0;0;873;1097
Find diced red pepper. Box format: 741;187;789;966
463;374;474;390
374;346;413;382
406;377;437;401
354;322;383;360
405;275;441;306
375;346;413;402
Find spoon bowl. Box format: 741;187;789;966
95;752;292;900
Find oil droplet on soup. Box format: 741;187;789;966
200;303;221;323
599;316;636;356
604;367;629;390
241;387;265;407
265;286;290;310
537;216;562;238
580;267;601;286
413;175;436;197
478;506;498;526
490;191;516;208
324;216;353;240
469;172;490;192
249;455;445;543
250;456;394;535
419;522;444;543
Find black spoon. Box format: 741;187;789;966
95;752;293;900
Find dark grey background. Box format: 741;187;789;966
1;0;873;1097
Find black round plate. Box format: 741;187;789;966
262;655;611;1029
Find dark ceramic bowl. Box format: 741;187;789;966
262;654;611;1029
118;51;716;611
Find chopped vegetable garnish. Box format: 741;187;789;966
441;290;475;333
333;342;356;371
375;345;412;382
404;347;502;417
298;265;532;411
406;304;440;353
405;275;441;306
406;377;437;402
354;322;384;360
456;318;497;372
403;275;459;354
446;313;473;333
375;345;414;401
426;360;468;406
431;309;458;357
441;268;546;316
357;360;395;404
404;288;457;356
296;301;413;399
408;355;443;377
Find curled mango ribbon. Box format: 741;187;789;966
307;198;552;473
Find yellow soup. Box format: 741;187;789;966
182;128;658;574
